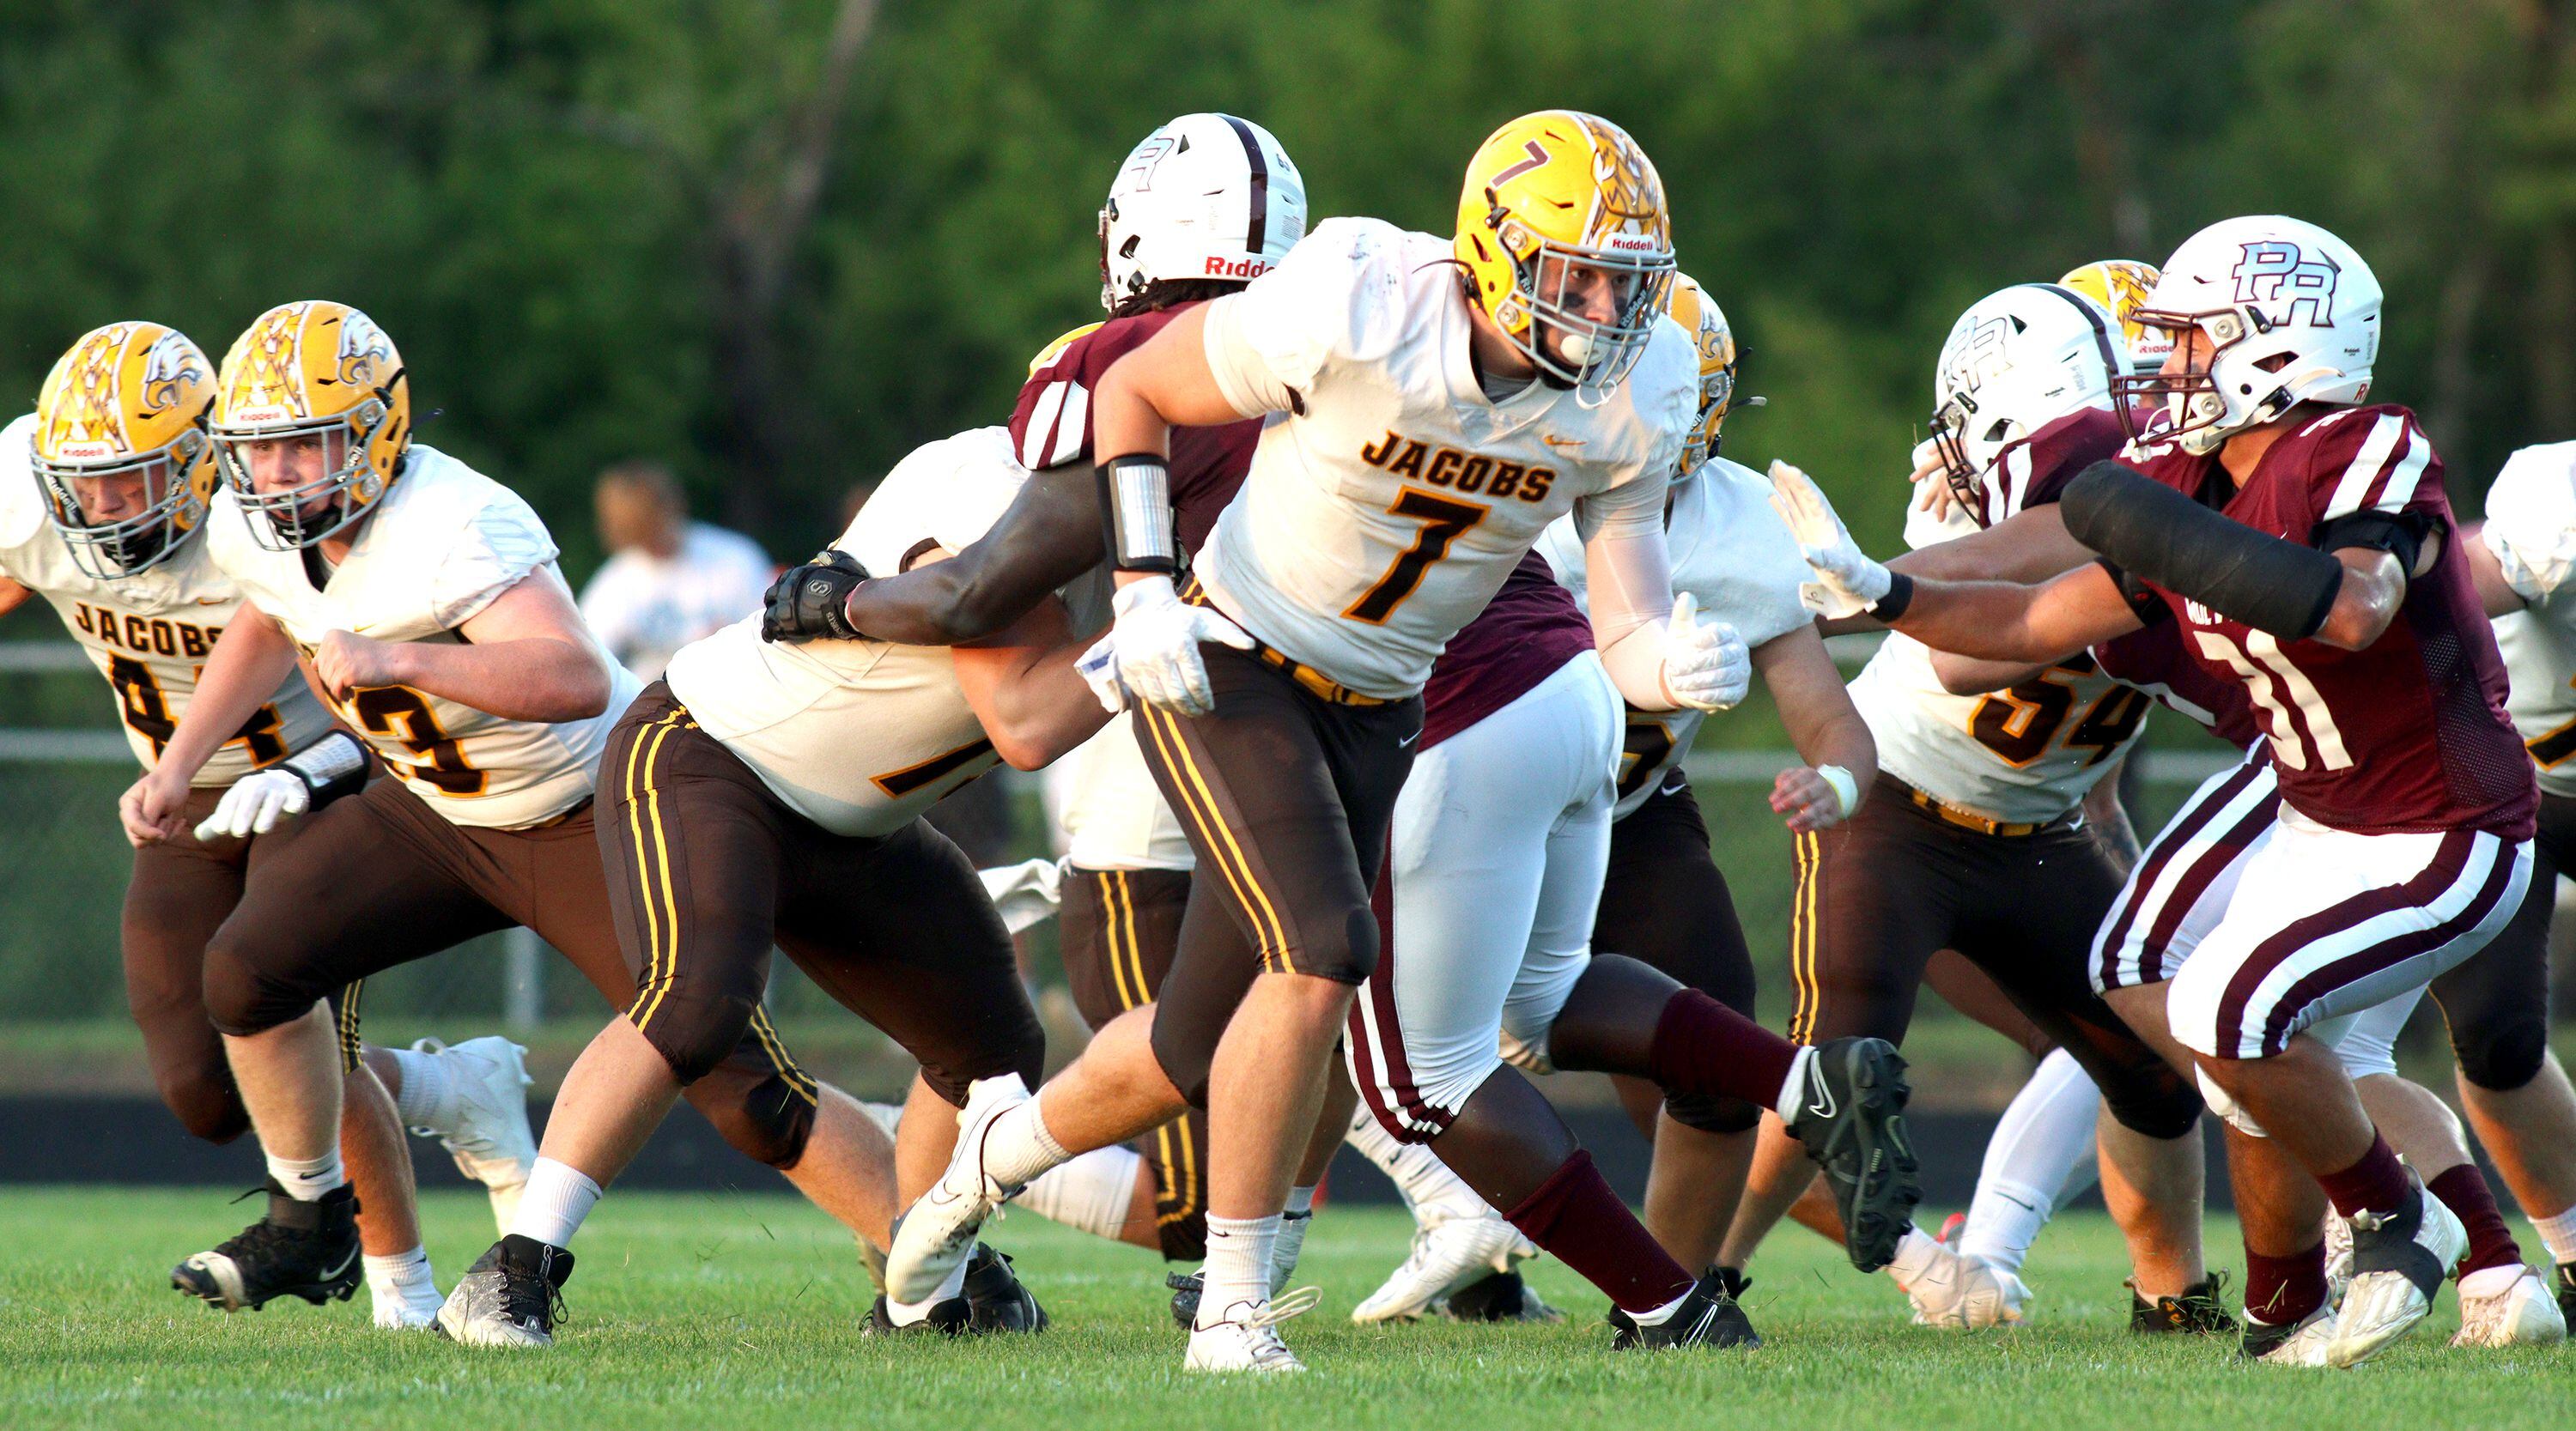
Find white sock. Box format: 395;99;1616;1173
384;1046;458;1131
1959;1049;2101;1275
1270;1186;1316;1294
884;1251;971;1326
266;1148;345;1202
507;1157;604;1249
981;1098;1073;1188
2530;1202;2576;1266
1199;1213;1279;1325
1625;1286;1695;1326
1018;1145;1141;1241
365;1246;441;1318
1885;1224;1945;1289
1345;1107;1489;1222
1772;1046;1820;1123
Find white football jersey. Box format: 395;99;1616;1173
210;445;639;828
1194;216;1696;699
2480;441;2576;797
1844;489;2150;824
1540;455;1813;819
1048;713;1195;872
0;413;331;785
665;427;1112;839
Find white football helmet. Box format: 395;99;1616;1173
2115;215;2380;455
1927;282;2126;524
1099;113;1306;312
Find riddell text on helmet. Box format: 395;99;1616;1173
1203;256;1273;279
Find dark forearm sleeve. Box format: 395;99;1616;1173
838;464;1108;645
2059;461;2343;640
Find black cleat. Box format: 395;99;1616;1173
171;1180;361;1312
434;1234;574;1348
1607;1269;1760;1349
961;1244;1046;1332
2556;1262;2575;1325
2129;1273;2238;1334
1167;1269;1202;1329
1438;1269;1564;1323
1786;1036;1920;1271
866;1291;970;1337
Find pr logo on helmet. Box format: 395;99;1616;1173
2230;242;2341;325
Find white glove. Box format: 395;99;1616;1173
1766;458;1893;619
1659;591;1751;712
1108;573;1255;717
194;767;310;841
1077;634;1130;713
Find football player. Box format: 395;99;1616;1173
437;426;1090;1346
1717;281;2216;1330
1;320;532;1328
118;302;896;1329
1779;215;2536;1367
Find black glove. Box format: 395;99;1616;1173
761;549;870;643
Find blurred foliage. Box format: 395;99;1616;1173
3;0;2573;577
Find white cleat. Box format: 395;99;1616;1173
370;1284;445;1330
409;1036;537;1234
2323;1204;2354;1306
1351;1211;1534;1324
883;1074;1030;1305
2451;1265;2569;1348
2246;1305;2336;1366
1185;1287;1319;1373
2327;1180;2465;1368
1905;1248;2031;1330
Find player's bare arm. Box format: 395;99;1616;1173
932;553;1113;769
2081;751;2142;870
315;566;612;721
2458;520;2530;616
0;574;28;618
117;603;301;844
1892;504;2091;585
1929;650;2050;695
836;464;1103;645
1753;623;1874;831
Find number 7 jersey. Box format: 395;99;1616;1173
0;413;331;785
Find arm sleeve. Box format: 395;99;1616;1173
1578;477;1683;708
2480;442;2576;603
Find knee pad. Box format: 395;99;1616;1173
1299;903;1378;984
2451;1011;2549;1092
158;1072;250;1145
2194;1064;2266;1138
2098;1062;2204;1143
1663;1089;1762;1135
1150;1008;1219;1112
638;994;761;1088
199;940;314;1040
914;1016;1047;1111
685;1073;817;1170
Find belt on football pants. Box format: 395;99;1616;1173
1177;574;1399;708
1886;774;2070;840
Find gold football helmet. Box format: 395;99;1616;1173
2058;259;2168;374
30;322;218;579
211;300;410;550
1455;111;1675;403
1666;274;1742;470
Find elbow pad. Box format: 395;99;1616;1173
2060;462;2342;640
281;731;369;810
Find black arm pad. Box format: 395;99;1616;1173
2059;462;2343;640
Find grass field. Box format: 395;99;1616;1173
5;1191;2570;1430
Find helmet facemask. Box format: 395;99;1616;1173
1926;394;2017;527
33;429;210;579
218;409;386;552
2110;309;2280;456
1493;229;1674;405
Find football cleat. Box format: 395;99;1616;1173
1168;1269;1203;1330
2451;1265;2568;1348
2323;1202;2354;1305
1607;1269;1759;1349
2557;1262;2576;1325
369;1272;447;1331
2326;1176;2464;1368
962;1244;1048;1333
883;1074;1031;1305
866;1292;970;1337
1185;1287;1320;1373
407;1036;537;1233
435;1235;574;1349
171;1180;361;1312
1439;1269;1564;1324
1350;1210;1535;1324
1786;1036;1921;1271
2242;1305;2336;1366
1906;1247;2031;1330
2129;1274;2237;1335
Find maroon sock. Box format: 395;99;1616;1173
1503;1149;1693;1314
1648;990;1800;1108
2242;1241;2328;1327
2317;1134;2411;1219
2428;1164;2524;1277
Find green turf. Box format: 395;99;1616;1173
3;1191;2569;1429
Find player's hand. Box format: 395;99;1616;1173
195;767;311;841
118;766;193;847
313;630;405;700
761;549;869;643
1077;634;1131;713
1909;439;1959;518
1772;765;1853;834
1767;459;1892;619
1109;573;1255;717
1659;591;1750;712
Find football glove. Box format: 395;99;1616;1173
195;767;309;841
1660;591;1751;712
1766;459;1892;619
1108;573;1255;717
1077;634;1131;713
761;549;870;643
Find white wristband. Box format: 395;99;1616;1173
1816;764;1859;818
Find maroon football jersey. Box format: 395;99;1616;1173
1009;303;1260;554
2126;404;2534;838
1975;405;2125;527
2092;615;2263;751
1419;551;1593;749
